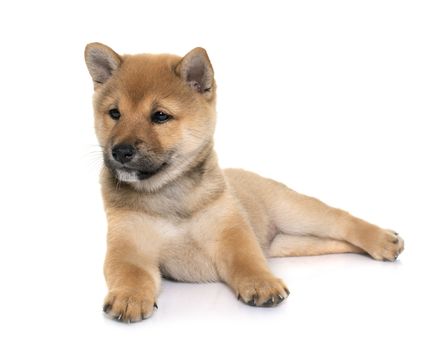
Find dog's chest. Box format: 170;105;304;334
149;216;219;282
148;216;187;238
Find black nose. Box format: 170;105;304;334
111;144;136;164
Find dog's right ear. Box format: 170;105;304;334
85;43;122;88
176;48;214;96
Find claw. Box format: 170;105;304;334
262;296;275;307
247;295;257;306
103;303;111;313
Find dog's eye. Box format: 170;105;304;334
109;108;121;120
151;111;172;124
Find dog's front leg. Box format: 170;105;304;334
102;213;160;322
215;215;289;307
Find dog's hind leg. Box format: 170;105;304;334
224;169;403;261
265;182;404;261
268;233;363;258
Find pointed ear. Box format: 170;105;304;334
176;47;214;94
84;43;122;88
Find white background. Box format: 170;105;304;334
0;0;430;349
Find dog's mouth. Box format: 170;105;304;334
135;162;168;180
108;162;168;182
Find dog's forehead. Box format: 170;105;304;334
117;54;184;104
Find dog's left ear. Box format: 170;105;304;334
84;42;122;89
176;48;214;95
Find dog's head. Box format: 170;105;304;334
84;43;216;192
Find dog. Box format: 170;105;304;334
84;43;404;322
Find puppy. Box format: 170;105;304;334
84;43;404;322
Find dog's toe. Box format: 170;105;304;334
236;274;289;307
103;289;157;323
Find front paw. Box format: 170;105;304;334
103;288;157;323
235;273;289;307
364;229;404;262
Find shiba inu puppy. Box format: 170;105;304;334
85;43;404;322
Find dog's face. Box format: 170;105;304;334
85;43;216;192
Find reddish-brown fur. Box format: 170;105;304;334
85;43;404;322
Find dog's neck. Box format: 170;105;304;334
100;144;226;219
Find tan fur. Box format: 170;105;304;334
85;43;404;322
